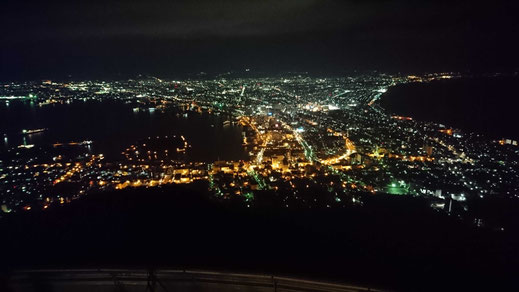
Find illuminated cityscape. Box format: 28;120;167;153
2;0;519;291
2;72;518;230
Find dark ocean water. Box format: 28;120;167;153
0;100;246;162
380;76;519;140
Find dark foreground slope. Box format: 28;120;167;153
1;186;518;291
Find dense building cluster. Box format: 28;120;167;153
1;72;518;227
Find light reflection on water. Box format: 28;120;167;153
0;100;246;162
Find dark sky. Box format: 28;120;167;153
1;0;518;80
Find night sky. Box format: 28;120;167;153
1;0;518;80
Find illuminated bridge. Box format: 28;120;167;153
6;269;384;292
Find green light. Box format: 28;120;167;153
243;192;254;200
391;183;396;187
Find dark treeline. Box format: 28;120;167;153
1;185;518;291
